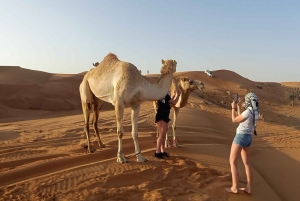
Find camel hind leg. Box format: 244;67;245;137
81;101;94;153
92;95;105;148
79;80;94;153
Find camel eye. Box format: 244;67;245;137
189;80;193;84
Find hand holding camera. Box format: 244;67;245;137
234;94;238;103
231;94;239;110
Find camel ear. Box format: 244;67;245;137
161;59;165;65
196;80;205;90
180;76;185;81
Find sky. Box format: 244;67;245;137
0;0;299;82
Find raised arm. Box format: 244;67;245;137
169;90;180;106
231;98;245;123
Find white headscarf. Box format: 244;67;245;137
244;92;259;128
244;92;259;110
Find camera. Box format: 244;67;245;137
234;94;239;103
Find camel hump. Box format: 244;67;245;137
104;53;119;62
95;53;120;67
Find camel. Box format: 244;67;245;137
79;53;177;163
153;76;204;147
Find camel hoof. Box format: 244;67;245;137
87;148;95;154
165;138;172;148
117;155;127;163
99;143;105;148
173;139;180;147
136;154;147;162
82;144;95;153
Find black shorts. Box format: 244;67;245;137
155;110;170;123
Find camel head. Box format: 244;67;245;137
179;76;205;93
93;62;100;67
160;59;177;75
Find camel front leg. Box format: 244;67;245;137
172;107;180;147
164;124;171;148
153;101;160;138
131;104;147;162
115;103;126;163
92;97;105;148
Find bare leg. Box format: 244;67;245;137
156;121;168;153
240;146;252;194
153;101;160;138
131;103;147;162
160;123;168;152
225;142;242;194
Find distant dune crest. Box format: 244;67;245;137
0;66;299;119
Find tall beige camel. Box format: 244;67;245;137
79;53;177;163
153;76;204;147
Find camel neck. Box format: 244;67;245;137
139;73;173;101
157;73;172;87
179;90;190;108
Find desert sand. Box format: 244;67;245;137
0;66;299;201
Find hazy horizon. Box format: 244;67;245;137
1;0;299;82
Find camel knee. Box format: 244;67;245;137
84;123;89;132
132;131;138;140
92;122;96;129
87;102;92;110
117;130;123;138
92;119;98;129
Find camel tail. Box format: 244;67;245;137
79;79;93;111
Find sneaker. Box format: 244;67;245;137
154;152;164;159
162;152;170;158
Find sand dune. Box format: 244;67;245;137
281;82;300;88
0;66;299;201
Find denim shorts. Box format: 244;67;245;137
233;134;252;147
